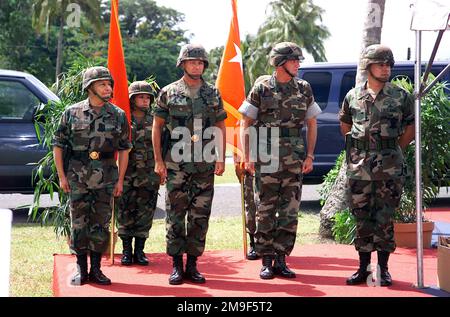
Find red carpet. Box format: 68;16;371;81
426;208;450;223
53;244;442;297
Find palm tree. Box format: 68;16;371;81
245;0;330;84
356;0;386;85
32;0;104;85
319;0;386;238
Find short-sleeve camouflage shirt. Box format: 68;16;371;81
53;99;132;188
125;109;160;187
245;74;315;168
154;78;227;166
339;81;414;180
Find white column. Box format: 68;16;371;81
0;209;12;297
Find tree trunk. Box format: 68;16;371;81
356;0;386;86
319;161;349;238
319;0;385;238
55;14;64;89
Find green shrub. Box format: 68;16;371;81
392;75;450;222
331;209;356;244
318;150;345;206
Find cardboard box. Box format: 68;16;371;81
437;236;450;293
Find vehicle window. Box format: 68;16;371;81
391;67;445;83
0;80;40;121
302;72;332;110
339;71;356;107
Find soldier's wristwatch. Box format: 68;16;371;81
307;154;315;160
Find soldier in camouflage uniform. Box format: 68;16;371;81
53;66;132;286
152;44;227;285
118;81;160;266
233;154;259;260
339;44;415;286
239;42;322;279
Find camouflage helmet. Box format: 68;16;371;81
82;66;114;91
269;42;305;67
361;44;395;70
176;44;209;68
128;81;155;99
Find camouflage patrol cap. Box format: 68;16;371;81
128;81;155;99
361;44;395;70
176;44;209;68
269;42;305;67
82;66;114;91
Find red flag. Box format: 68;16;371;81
216;0;245;157
107;0;130;124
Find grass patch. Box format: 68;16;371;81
10;212;334;297
10;224;67;297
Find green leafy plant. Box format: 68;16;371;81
318;150;346;206
392;75;450;223
331;208;356;244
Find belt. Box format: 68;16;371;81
72;151;115;161
265;127;302;138
351;138;398;151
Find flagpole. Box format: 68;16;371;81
240;173;248;259
110;197;115;265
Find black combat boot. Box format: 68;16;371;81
185;255;206;284
246;234;259;260
259;255;275;280
377;251;392;286
120;236;133;266
273;253;296;278
133;237;149;266
70;254;89;286
346;251;372;285
89;251;112;285
169;255;184;285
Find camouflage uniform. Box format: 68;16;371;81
243;172;257;235
118;108;160;239
53;99;132;255
244;73;315;257
154;78;227;257
339;81;414;253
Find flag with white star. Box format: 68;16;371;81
216;0;245;156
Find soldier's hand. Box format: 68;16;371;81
302;157;313;174
244;162;255;176
113;180;124;197
215;161;225;176
59;176;70;193
155;161;167;185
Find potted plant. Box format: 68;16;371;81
392;75;449;248
393;177;436;248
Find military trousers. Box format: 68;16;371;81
254;166;303;256
242;172;257;235
348;178;404;253
69;185;113;255
165;162;215;257
118;184;159;239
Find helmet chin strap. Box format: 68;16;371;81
282;64;296;78
90;87;111;103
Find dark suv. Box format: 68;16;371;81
0;69;59;193
299;61;450;183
